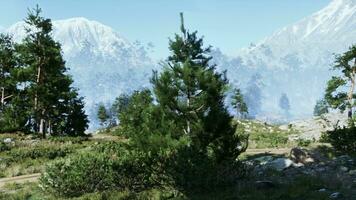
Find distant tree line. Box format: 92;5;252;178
0;6;88;137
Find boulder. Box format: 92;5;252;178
3;138;12;143
329;192;343;199
290;147;314;164
265;158;294;171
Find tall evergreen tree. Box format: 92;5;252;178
279;93;290;116
244;73;263;119
151;13;240;160
97;104;109;127
0;34;16;111
325;45;356;121
231;88;248;119
16;6;88;137
313;99;329;116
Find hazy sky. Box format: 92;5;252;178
0;0;331;59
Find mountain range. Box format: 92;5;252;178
3;0;356;129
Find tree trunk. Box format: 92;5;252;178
39;118;46;139
348;61;356;120
1;87;4;110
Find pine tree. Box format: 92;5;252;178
244;73;263;119
0;34;28;132
0;34;16;111
325;45;356;121
313;99;329;116
151;13;240;161
97;104;109;127
112;93;130;122
279;93;290;116
16;6;88;137
231;88;248;118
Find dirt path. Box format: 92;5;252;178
244;148;291;155
0;173;41;189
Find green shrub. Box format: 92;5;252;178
9;144;73;160
297;139;312;147
321;126;356;152
0;141;11;151
40;152;115;197
48;136;89;144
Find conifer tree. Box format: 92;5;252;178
231;88;248;118
152;13;240;160
325;45;356;121
0;34;16;111
244;73;263;119
16;6;88;137
313;99;329;116
97;104;109;127
279;93;290;116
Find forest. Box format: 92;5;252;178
0;5;356;200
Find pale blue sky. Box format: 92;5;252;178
0;0;331;59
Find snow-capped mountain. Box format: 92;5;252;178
217;0;356;121
6;18;155;129
2;0;355;128
239;0;355;70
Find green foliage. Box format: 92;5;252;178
151;13;241;161
324;45;356;120
40;152;115;197
313;99;329;116
0;140;11;151
8;144;73;161
321;126;356;152
97;103;109;127
297;139;312;147
231;88;248;118
112;93;130;120
0;6;88;136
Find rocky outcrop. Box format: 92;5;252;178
280;112;348;141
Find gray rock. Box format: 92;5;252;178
265;158;294;171
290;147;314;164
329;192;343;199
3;138;12;143
282;112;348;141
339;166;349;172
318;188;327;192
253;156;274;165
349;169;356;175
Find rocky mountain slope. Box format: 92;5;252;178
218;0;356;120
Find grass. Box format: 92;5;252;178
1;174;354;200
235;119;303;149
0;134;94;178
0;122;351;200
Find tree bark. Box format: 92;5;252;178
348;60;356;120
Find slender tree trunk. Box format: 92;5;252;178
1;87;4;110
185;90;191;135
348;61;356;120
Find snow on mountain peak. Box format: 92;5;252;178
238;0;356;70
6;17;151;66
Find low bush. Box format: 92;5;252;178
0;141;11;151
321;126;356;152
40;152;115;197
48;136;89;144
8;144;74;161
